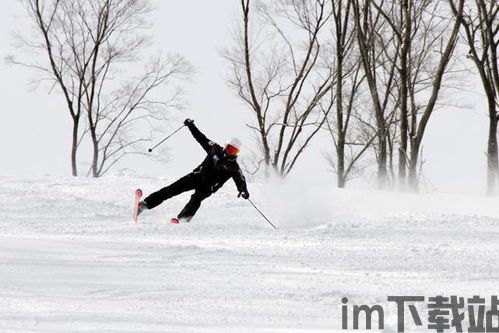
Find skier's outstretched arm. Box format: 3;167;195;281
233;168;249;199
184;119;216;153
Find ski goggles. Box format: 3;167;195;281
223;144;239;157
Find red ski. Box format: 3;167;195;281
132;189;143;223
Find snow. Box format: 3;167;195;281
1;175;499;332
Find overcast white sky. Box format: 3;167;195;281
0;0;491;195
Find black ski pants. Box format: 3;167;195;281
144;173;212;221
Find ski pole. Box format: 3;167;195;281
247;198;278;230
148;124;186;153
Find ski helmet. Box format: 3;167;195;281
224;137;242;157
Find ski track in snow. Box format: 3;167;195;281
0;175;499;332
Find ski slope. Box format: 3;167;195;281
1;175;499;332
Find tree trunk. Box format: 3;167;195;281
378;135;388;188
337;136;346;188
336;29;346;189
90;128;99;178
408;139;420;192
398;0;410;188
487;104;498;196
338;173;346;188
71;117;79;177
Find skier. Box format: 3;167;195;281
137;119;250;224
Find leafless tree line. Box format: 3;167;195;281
10;0;191;177
9;0;498;194
227;0;498;194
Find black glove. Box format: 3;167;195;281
239;190;250;200
184;118;194;126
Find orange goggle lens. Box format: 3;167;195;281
224;144;239;156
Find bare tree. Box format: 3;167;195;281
353;0;464;191
367;0;432;187
351;0;402;188
373;0;413;186
327;0;362;187
225;0;336;176
404;0;464;191
449;0;499;195
325;100;379;187
86;55;191;177
10;0;190;177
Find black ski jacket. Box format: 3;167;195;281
187;122;248;194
